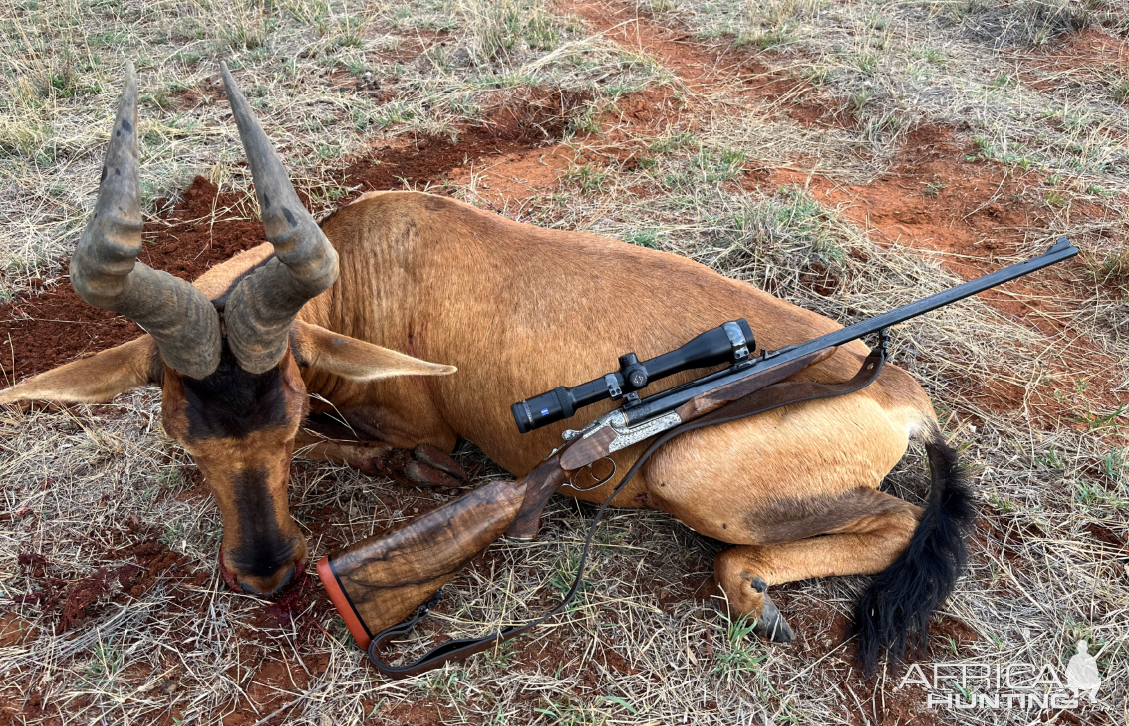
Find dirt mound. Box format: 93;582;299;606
0;176;267;380
9;515;206;636
341;87;591;192
0;90;587;383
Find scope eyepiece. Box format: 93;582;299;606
511;319;754;433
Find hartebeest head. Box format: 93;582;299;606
0;63;455;596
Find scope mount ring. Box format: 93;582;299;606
567;457;617;492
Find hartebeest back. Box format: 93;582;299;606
0;66;973;670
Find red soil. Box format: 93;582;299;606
2;5;1125;723
761;124;1106;282
10;517;206;640
773;580;986;726
0;612;38;649
343;87;592;194
1017;27;1129;95
558;0;1127;432
0;177;267;380
561;0;808;114
0;89;587;383
760;124;1126;427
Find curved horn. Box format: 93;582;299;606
220;62;340;374
69;62;221;379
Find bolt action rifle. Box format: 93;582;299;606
316;239;1077;678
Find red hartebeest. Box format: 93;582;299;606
0;66;972;670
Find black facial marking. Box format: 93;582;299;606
227;466;297;578
282;207;296;226
115;168;121;176
182;341;289;440
121;118;132;133
100;167;107;182
262;192;270;209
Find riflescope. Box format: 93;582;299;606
511;319;754;433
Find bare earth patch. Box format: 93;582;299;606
1;1;1127;725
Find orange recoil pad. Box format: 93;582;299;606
316;555;372;649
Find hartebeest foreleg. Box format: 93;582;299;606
294;430;392;475
293;429;467;488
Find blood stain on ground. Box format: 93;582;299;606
250;566;332;634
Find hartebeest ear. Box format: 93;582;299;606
289;320;456;381
0;336;161;405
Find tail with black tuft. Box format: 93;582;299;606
852;426;976;674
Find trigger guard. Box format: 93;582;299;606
567;457;617;492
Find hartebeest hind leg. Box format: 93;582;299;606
637;395;973;666
712;491;922;642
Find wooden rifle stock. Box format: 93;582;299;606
317;478;529;648
506;432;613;541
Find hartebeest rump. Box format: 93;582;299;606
1;66;973;670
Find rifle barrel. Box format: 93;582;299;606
623;238;1077;425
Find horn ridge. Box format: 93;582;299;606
70;61;143;308
220;61;339;374
223;258;319;365
70;62;221;379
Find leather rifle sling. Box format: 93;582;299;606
368;343;888;678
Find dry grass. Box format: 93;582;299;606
0;0;656;301
3;0;1129;724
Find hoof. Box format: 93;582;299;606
413;444;467;481
750;578;794;643
382;446;465;488
402;460;463;488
